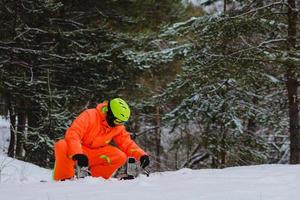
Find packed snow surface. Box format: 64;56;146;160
0;155;300;200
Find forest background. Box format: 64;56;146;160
0;0;299;173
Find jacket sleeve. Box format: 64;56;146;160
64;111;90;158
113;127;147;161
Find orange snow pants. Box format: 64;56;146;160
53;139;127;181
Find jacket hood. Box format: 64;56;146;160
96;102;109;127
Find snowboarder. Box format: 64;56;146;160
53;98;150;181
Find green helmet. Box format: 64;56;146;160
109;98;131;122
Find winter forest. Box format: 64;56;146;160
0;0;299;175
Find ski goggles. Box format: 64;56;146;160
113;118;125;125
107;112;124;126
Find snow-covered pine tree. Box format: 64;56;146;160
131;1;299;169
0;0;191;168
158;1;299;167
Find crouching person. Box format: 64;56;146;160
53;98;150;180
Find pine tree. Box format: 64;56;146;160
286;0;299;164
0;0;189;168
161;1;299;167
134;1;299;168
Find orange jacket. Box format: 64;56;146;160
64;102;146;161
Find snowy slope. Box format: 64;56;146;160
1;155;300;200
0;155;50;183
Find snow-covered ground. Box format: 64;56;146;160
0;155;300;200
0;117;299;200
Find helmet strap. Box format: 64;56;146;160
106;101;116;127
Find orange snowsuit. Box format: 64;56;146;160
53;102;146;180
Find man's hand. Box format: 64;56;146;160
140;155;150;169
72;154;89;167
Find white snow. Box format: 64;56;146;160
0;155;50;183
0;155;300;200
183;0;225;13
0;116;10;154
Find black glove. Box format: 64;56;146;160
140;155;150;169
72;154;89;167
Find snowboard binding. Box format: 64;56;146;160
119;157;150;180
75;164;90;179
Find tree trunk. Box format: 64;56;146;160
6;92;16;158
220;128;226;168
0;93;7;116
155;106;161;170
8;115;16;158
175;147;179;170
287;0;299;164
16;103;26;158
